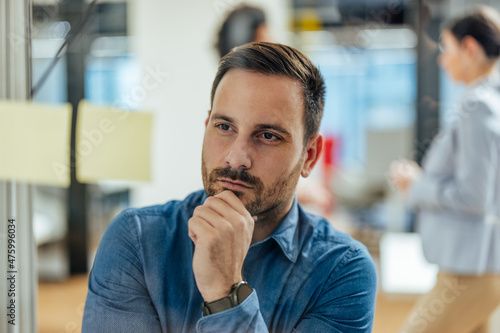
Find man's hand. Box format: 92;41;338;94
188;190;256;302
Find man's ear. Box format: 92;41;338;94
205;110;211;127
301;134;323;178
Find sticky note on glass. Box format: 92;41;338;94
76;101;152;182
0;101;72;187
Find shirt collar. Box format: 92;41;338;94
469;71;500;90
263;197;300;263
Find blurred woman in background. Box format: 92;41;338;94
391;6;500;333
215;4;271;58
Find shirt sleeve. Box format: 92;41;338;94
196;291;268;332
197;247;377;333
408;102;498;216
82;212;162;333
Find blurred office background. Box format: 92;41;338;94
20;0;500;331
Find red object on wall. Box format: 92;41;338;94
322;134;338;184
323;135;335;168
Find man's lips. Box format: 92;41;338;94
219;179;252;191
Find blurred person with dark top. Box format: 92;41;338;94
391;7;500;333
215;5;271;58
83;42;377;332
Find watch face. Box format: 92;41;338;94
236;283;253;303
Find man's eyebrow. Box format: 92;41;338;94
211;114;234;123
256;124;291;137
211;113;292;137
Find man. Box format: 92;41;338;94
83;42;377;332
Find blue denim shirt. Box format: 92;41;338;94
83;190;377;332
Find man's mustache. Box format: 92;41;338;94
210;167;263;189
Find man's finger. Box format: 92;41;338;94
193;205;226;228
203;194;254;234
188;216;215;244
194;204;240;236
214;190;251;217
204;194;249;222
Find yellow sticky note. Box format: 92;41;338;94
0;101;72;187
76;101;152;182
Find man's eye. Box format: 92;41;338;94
260;132;280;142
217;124;231;131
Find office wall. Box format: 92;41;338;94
128;0;290;207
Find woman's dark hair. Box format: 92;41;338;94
215;5;267;59
445;6;500;59
211;42;326;145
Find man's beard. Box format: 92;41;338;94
201;158;303;219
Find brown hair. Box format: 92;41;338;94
210;42;326;144
446;6;500;59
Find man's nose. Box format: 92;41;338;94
225;137;252;170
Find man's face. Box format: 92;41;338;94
202;69;309;218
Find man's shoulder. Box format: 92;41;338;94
118;190;204;219
301;207;368;251
299;207;374;270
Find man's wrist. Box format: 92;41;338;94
202;288;233;303
202;281;253;316
201;275;244;303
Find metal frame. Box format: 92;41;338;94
0;0;37;332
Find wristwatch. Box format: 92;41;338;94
202;281;253;316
